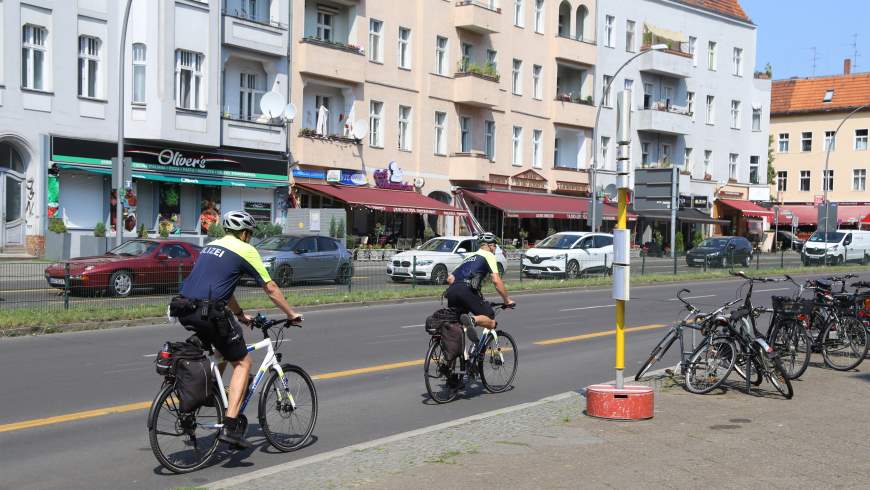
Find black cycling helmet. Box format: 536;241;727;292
478;232;498;244
222;210;257;232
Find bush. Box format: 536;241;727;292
137;224;148;238
675;231;685;253
207;223;226;238
253;222;282;239
48;218;67;234
336;219;346;239
329;216;337;237
93;222;106;237
691;230;704;248
423;226;436;240
547;227;557;237
653;229;663;246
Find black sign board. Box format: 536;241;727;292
679;195;709;209
244;201;273;223
634;168;677;211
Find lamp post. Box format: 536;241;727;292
115;0;134;247
589;43;668;232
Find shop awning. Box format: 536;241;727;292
839;205;870;224
717;199;775;219
775;204;870;226
297;183;467;216
777;205;817;226
55;162;278;188
634;208;729;225
463;189;633;221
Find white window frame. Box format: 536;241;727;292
532;129;542;168
398;105;412;151
512;59;523;95
705;95;715;125
687;91;695;120
369;19;383;63
752;107;761;131
730;100;741;129
486;49;498;71
604;15;614;48
132;43;147;103
732;47;743;76
641;142;649;167
459;116;472;153
484;120;496;161
175;49;205;110
800;170;811;192
854;169;867;191
704;150;712;175
369;100;384;147
728;153;738;180
707;41;717;71
601;137;610;169
514;0;525;28
534;0;545;33
825;131;836;151
316;10;333;42
239;73;264;121
684;147;693;171
512;126;523;166
779;133;790;153
801;131;812;152
625;20;636;52
398;27;411;69
777;171;788;192
603;75;613;107
749;155;760;184
822;169;834;192
689;36;698;67
434;111;447;155
78;35;102;98
661;143;672;166
532;64;542;100
435;36;448;75
22;24;48;91
855;129;868;151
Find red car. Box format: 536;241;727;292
44;239;200;297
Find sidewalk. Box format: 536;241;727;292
209;365;870;490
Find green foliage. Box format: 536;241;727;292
374;222;386;237
48;218;67;234
93;222;106;237
767;134;776;184
547;227;557;237
254;222;283;239
207;223;226;238
675;231;685;253
518;228;529;239
423;226;436;240
692;230;704;248
161;187;179;207
336;219;346;239
458;61;500;80
653;229;663;246
329;216;337;237
137;224;148;238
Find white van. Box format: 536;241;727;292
802;229;870;265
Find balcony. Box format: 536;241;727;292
221;117;285;153
453;70;503;108
297;37;365;84
222;12;288;57
449;152;493;182
454;1;501;34
552;96;595;128
635;106;692;136
551;167;590;195
294;131;364;170
554;35;596;66
638;45;692;78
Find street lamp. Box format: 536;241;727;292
589;43;668;232
115;0;134;247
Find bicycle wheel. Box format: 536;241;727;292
148;381;223;474
766;354;794;399
768;319;811;379
479;331;518;393
684;336;736;394
821;315;869;371
424;339;458;403
259;363;318;452
634;328;679;381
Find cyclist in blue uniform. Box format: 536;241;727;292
175;210;302;449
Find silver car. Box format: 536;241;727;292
256;235;353;286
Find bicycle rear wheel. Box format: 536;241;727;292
821;316;869;371
634;328;678;381
768;319;811;379
766;354;794;399
479;331;518;393
424;339;458;403
684;336;736;394
259;364;318;452
148;380;223;474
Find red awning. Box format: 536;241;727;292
862;213;870;224
777;205;817;226
717;199;774;219
777;204;870;226
297;183;467;216
840;205;870;224
463;189;632;221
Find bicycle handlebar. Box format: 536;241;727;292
490;302;517;310
729;270;782;283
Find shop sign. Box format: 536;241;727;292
679;195;709;209
293;168;327;180
374;162;415;191
244;201;272;223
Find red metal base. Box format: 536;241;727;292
585;384;654;420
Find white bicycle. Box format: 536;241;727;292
148;314;317;473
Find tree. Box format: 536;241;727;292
329;216;337;237
767;134;776;185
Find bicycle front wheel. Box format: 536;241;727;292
684;336;736;394
768;319;811;379
821;316;869;371
479;331;518;393
635;328;678;381
259;364;318;452
424;339;458;403
148;381;223;474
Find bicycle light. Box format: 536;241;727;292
863;298;870;311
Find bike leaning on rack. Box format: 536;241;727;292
147;314;318;473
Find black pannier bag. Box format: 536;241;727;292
154;340;215;412
425;307;463;365
425;307;459;334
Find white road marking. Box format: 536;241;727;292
560;304;614;312
400;324;425;329
142;353;157;358
667;294;717;301
755;287;792;293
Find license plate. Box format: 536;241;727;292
48;278;65;286
527;269;541;275
394;267;407;274
692;259;705;264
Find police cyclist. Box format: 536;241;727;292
175;210;302;449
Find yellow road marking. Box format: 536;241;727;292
312;359;423;380
0;401;152;433
533;324;667;346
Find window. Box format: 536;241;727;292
625;20;636;52
512;126;523;166
532;129;542;168
801;132;812;152
684;147;693;171
532;65;542;100
398;105;411;151
663;85;673;107
730;100;741;129
514;0;525;27
316;10;333;41
434;111;447;155
132;43;146;103
642;82;653;109
484;120;496;161
512;59;522;95
800;170;811;191
460;43;472;71
534;0;545;33
604;15;614;48
728;153;738;180
460;116;471;153
21;24;47;91
752;107;761;131
239;73;263;121
317;237;339;252
704;150;712;175
244;0;259;21
823;90;834;103
776;171;788;192
486;49;498;70
856;129;868;150
707;41;717;71
314;95;330;132
641;142;650;167
624;79;634;109
778;133;790;152
160;244;191;259
823;169;834;191
854;169;867;191
825;131;836;151
175;50;204;110
601;136;610;169
705;95;715;125
369;100;383;147
78;36;101;98
688;36;698;66
398;27;411;69
435;36;448;75
603;75;613;107
661;144;672;166
732;47;743;76
749;155;760;184
687;91;695;119
369;19;383;62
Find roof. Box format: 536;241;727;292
674;0;752;23
771;73;870;116
297;183;467;216
462;189;632;221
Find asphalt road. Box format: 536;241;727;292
0;269;849;490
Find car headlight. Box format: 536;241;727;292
831;245;839;251
415;260;434;266
84;265;95;272
552;254;567;260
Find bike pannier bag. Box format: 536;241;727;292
425;307;460;335
154;341;202;377
440;323;464;365
173;344;214;413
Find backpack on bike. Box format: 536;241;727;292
425;307;459;335
154;340;214;413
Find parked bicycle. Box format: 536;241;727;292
148;314;317;473
424;302;517;403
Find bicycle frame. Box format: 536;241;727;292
211;336;296;416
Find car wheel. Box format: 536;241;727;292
565;260;580;279
108;270;133;297
741;255;751;267
431;264;448;285
275;265;293;287
836;255;845;265
335;263;352;285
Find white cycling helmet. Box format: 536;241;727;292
478;232;498;244
222;210;257;232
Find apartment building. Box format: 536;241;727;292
769;62;870;228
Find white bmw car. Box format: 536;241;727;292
386;236;507;285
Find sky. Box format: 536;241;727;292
742;0;870;79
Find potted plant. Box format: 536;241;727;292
79;222;109;257
45;218;71;260
137;223;149;238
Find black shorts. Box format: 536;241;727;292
178;310;248;362
444;283;495;319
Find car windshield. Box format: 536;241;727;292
535;234;580;249
808;232;845;243
257;236;299;251
419;239;458;253
108;240;159;256
698;238;730;249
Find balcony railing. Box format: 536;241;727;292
643;100;692;116
455;0;500;12
221;112;284;127
300;36;364;56
221;8;288;30
455;61;500;82
555;93;593;105
298;128;361;145
641;32;692;59
556;33;596;46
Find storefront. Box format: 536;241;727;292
50;136;289;235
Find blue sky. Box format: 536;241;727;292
742;0;870;79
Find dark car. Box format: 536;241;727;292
44;239;200;297
775;230;804;251
256;235;353;287
686;236;753;268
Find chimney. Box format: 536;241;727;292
844;58;852;75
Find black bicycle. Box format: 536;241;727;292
424;302;517;403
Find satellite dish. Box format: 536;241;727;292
282;103;297;122
352;123;367;140
259;91;284;118
604;184;618;200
